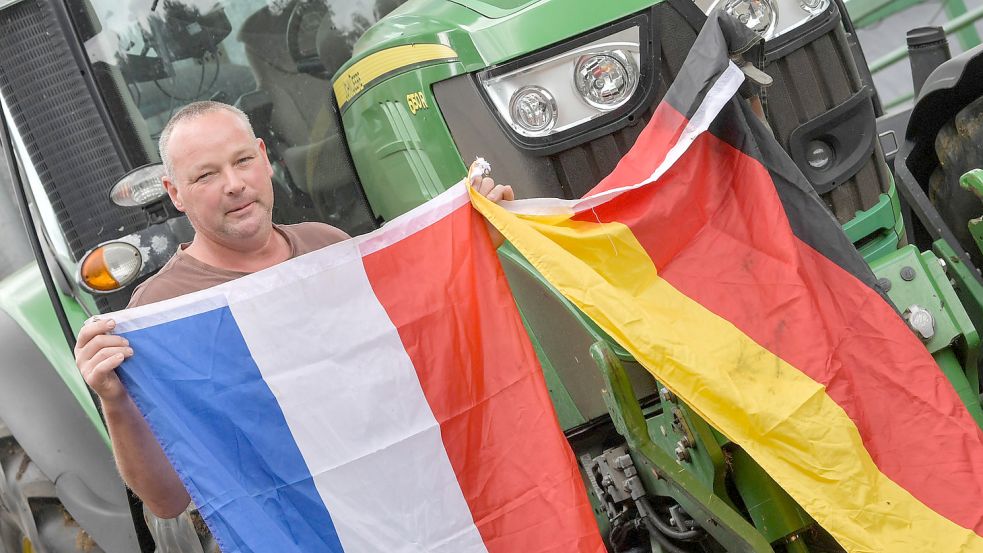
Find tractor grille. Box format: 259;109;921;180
0;0;141;262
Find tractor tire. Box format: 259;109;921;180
0;438;104;553
929;95;983;257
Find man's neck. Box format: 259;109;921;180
184;226;290;273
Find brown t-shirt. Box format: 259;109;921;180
127;222;349;308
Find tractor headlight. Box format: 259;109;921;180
696;0;830;40
479;26;641;140
110;164;167;207
574;52;638;110
79;241;143;292
799;0;829;15
722;0;778;39
509;86;558;135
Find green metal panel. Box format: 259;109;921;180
0;264;108;445
934;348;983;428
960;170;983;257
445;0;540;18
869;246;964;353
340;0;659;81
842;183;904;263
644;399;730;501
932;239;983;407
730;448;811;544
868;245;983;425
590;342;774;553
518;311;587;429
343;63;470;220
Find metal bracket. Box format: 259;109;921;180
590;341;773;553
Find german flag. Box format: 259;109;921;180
472;12;983;553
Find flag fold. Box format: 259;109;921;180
471;10;983;553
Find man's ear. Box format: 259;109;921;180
163;176;185;213
258;138;273;177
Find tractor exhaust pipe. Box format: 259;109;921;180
907;26;952;97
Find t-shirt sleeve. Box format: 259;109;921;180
127;277;178;308
289;222;352;255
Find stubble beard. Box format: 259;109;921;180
219;200;274;241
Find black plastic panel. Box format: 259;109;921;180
0;0;143;262
762;21;892;222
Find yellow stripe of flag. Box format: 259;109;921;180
470;189;983;553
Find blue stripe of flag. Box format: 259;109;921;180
118;306;345;553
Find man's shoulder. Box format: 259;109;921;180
126;255;187;308
279;222;350;256
127;249;241;308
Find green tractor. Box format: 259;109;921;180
0;0;980;551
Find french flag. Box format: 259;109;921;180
110;184;604;553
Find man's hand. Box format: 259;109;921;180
472;175;514;248
75;318;132;404
75;317;192;517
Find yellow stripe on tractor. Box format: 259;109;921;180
333;44;457;109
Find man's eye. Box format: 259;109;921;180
236;156;254;166
194;172;214;183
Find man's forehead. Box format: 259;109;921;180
167;113;256;170
169;110;252;141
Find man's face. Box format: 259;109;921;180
163;111;275;249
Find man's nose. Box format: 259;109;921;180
222;166;246;195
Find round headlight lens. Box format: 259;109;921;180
509;86;558;136
574;52;638;110
110;164;167;207
80;242;143;292
723;0;778;39
806;140;835;170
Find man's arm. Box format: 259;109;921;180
75;318;191;518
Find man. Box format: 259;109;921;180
73;101;513;518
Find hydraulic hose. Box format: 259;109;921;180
639;518;689;553
635;497;703;541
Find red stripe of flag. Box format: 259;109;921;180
587;103;688;197
575;103;983;533
361;205;605;552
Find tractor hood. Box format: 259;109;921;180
342;0;656;74
443;0;541;19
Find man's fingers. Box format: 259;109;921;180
77;333;129;366
83;349;128;386
85;346;134;371
486;185;514;203
475;177;495;196
75;318;116;352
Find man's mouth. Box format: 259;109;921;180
227;201;255;215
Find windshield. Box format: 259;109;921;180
76;0;405;236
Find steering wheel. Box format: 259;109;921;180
285;0;332;78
